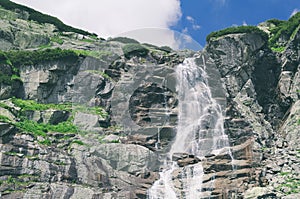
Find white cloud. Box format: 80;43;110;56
242;21;247;26
186;16;195;22
186;16;201;31
192;25;201;30
182;27;189;34
118;28;180;49
11;0;182;47
291;9;299;17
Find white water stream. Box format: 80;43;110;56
148;57;232;199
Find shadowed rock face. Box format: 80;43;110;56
1;4;300;199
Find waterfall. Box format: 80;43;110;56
148;56;232;199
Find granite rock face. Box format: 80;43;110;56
1;2;300;199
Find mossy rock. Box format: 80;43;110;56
122;43;149;59
109;37;139;44
206;25;268;42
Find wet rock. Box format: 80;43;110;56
172;153;200;167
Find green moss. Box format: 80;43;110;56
271;46;286;53
12;98;108;119
51;36;64;45
82;38;94;43
0;115;11;123
38;139;52;146
206;25;268;42
15;120;47;137
73;104;108;118
12;98;72;111
0;101;12;110
269;12;300;49
280;172;291;176
53;160;66;165
158;46;173;53
15;120;78;138
109;37;140;44
277;177;300;195
0;6;16;20
5;48;78;66
86;70;112;81
71;140;85;145
0;51;8;64
0;72;12;84
10;74;21;81
266;19;285;26
122;43;149;59
38;43;52;50
73;49;112;59
0;0;96;37
4;151;18;156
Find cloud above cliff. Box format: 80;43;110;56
291;9;299;17
11;0;182;48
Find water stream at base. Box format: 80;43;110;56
148;56;233;199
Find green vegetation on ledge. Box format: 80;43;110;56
268;12;300;49
109;37;140;44
205;12;300;53
4;48;78;66
0;51;21;85
11;98;108;119
206;25;268;42
15;120;78;138
2;48;74;86
0;0;97;37
12;98;72;111
0;98;106;146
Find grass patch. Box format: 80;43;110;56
0;72;12;84
109;37;139;44
11;98;107;139
73;49;112;59
280;172;291;176
15;120;78;138
10;74;21;81
38;42;52;50
206;25;268;42
5;48;78;66
51;36;64;45
271;46;286;53
86;70;112;80
73;104;108;118
12;98;108;119
82;38;94;43
12;98;72;111
38;139;52;146
0;114;12;123
71;140;85;145
268;12;300;49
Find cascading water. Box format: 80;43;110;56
148;56;232;199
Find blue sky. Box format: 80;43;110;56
11;0;300;49
174;0;300;46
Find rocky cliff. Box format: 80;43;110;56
0;1;300;199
